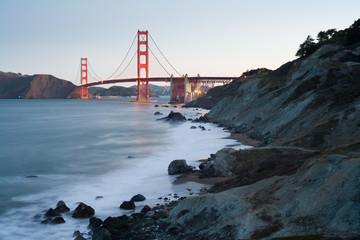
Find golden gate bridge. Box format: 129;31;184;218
78;30;235;104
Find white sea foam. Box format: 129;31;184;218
0;104;250;240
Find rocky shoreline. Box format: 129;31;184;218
36;106;360;240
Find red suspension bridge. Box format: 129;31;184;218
78;30;235;104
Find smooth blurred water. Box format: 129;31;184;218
0;97;248;240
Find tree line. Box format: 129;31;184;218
296;18;360;58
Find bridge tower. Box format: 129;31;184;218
137;30;149;101
80;57;89;99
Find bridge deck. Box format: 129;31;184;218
81;76;236;87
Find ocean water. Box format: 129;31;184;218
0;97;249;240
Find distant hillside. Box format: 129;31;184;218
89;85;161;97
88;86;137;97
0;73;80;99
130;84;170;96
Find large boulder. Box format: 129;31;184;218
44;208;61;218
72;202;95;218
160;111;186;122
168;159;194;175
198;148;236;178
120;200;135;210
54;200;70;213
130;194;146;202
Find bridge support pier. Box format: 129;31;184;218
80;57;89;99
137;30;150;101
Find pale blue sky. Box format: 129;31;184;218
0;0;359;85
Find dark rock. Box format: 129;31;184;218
41;219;52;224
103;215;130;230
93;227;112;240
154;210;168;219
130;194;146;202
168;159;194;175
154;104;159;107
73;230;81;237
120;200;135;210
190;126;197;129
89;216;103;229
162;105;169;107
26;175;38;178
160;111;186;122
50;216;65;224
44;208;61;218
96;196;104;199
54;200;70;213
74;235;87;240
198;125;206;131
168;223;183;234
140;205;151;214
194;115;210;122
128;155;135;158
72;202;95;218
154;111;163;115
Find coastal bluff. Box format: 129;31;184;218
0;72;80;99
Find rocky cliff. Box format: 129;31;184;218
169;22;360;239
188;43;360;151
0;73;80;99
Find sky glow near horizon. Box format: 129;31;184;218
0;0;359;87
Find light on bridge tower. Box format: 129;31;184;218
137;30;149;101
80;57;89;99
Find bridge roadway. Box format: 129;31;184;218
80;76;236;87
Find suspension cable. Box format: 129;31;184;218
88;71;101;82
106;32;138;79
75;61;80;85
87;60;103;80
114;50;137;79
148;33;181;76
148;46;171;76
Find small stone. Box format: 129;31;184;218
74;236;86;240
89;217;103;229
54;201;70;213
44;208;61;218
50;216;65;224
154;111;163;115
73;230;81;237
72;202;95;218
154;105;159;107
95;196;104;199
154;210;168;219
145;211;154;218
92;228;112;240
130;194;146;202
26;175;38;178
120;200;135;210
190;126;197;129
140;205;151;214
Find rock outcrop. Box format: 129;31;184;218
0;74;80;99
166;154;360;239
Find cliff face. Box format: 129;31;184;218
188;43;360;150
0;74;80;99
